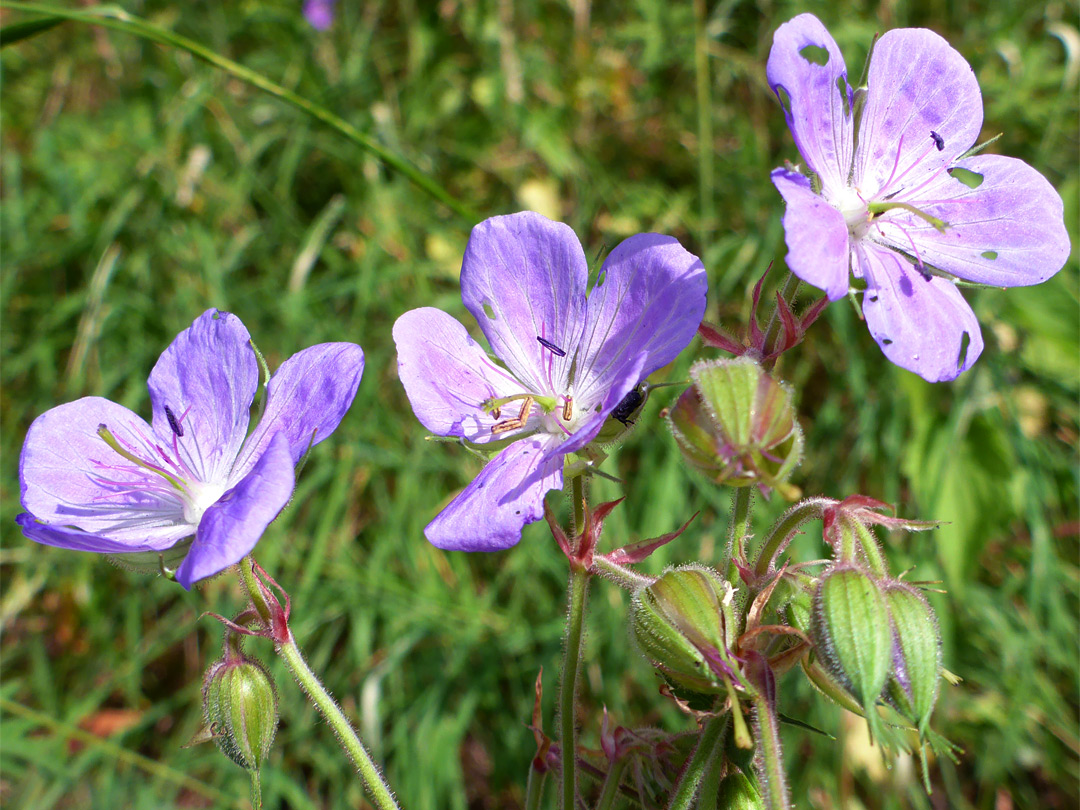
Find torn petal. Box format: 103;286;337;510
858;244;983;381
874;154;1070;287
766;13;855;196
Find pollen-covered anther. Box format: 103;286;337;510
562;396;574;421
165;405;185;437
491;395;534;435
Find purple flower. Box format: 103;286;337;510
16;309;364;589
303;0;336;30
768;14;1070;381
393;212;707;551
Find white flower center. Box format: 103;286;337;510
834;186;873;241
181;479;229;525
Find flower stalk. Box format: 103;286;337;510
559;564;589;809
239;558;400;810
665;714;729;810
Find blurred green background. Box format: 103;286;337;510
1;1;1076;808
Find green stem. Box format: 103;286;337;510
665;714;729;810
249;768;262;810
590;555;653;590
560;565;589;809
524;766;547;810
752;497;833;578
0;1;477;222
751;689;790;810
596;758;628;810
560;472;591;810
725;487;754;584
239;560;400;810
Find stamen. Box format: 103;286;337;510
491;396;534;435
164;405;184;437
562;396;574;421
866;200;947;232
97;424;189;493
536;336;566;357
929;130;945;151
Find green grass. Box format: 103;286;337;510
1;1;1077;808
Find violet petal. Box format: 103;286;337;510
874;154;1070;287
459;212;588;395
859;244;984;381
235;342;364;480
16;513;178;554
854;28;982;194
19;397;192;546
425;436;563;551
573;233;707;408
766;13;854;195
393;307;525;443
147;309;258;485
176;432;294;589
772;168;851;301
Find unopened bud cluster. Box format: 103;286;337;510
807;536;942;742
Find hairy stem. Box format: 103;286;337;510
524;766;547;810
596;758;629;810
560;474;590;809
753;497;834;578
752;690;790;810
239;560;400;810
666;714;730;810
725;487;754;584
560;565;589;809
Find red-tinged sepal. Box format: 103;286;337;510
599;512;697;566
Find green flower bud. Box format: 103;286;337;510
883;583;942;734
716;770;765;810
631;566;737;695
203;655;279;771
668;359;802;490
811;566;891;742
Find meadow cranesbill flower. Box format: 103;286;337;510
768;13;1069;381
394;212;707;551
16;309;364;589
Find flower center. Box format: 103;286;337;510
95;419;224;527
182;479;229;525
835;186;872;240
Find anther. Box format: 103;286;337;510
562;396;574;421
165;405;184;437
536;336;566;357
929;131;944;151
914;262;933;282
491;396;534;435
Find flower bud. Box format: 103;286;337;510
882;583;942;734
631;566;736;695
668;359;802;490
716;770;765;810
811;566;891;741
203;654;279;771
